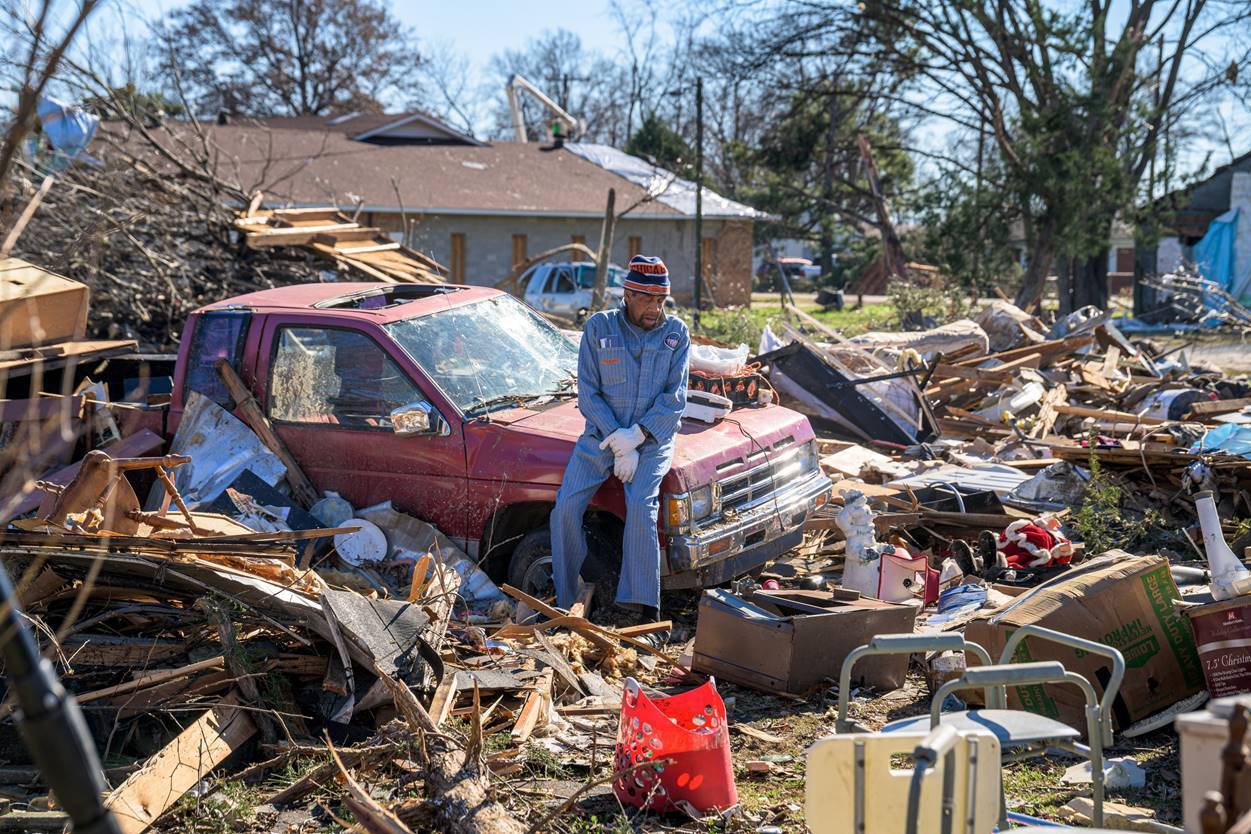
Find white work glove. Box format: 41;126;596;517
613;446;640;483
599;424;646;458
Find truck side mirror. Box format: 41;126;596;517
391;401;449;437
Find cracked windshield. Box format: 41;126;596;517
385;294;579;414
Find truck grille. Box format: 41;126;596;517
717;440;804;512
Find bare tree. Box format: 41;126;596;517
406;39;483;137
151;0;416;118
851;0;1251;310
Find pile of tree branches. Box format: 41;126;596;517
7;130;328;350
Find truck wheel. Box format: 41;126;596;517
508;524;621;603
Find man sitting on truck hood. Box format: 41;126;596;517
550;255;689;631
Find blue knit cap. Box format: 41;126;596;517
624;255;670;295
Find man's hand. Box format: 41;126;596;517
599;424;646;457
613;447;639;483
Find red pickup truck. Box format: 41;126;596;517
170;282;832;596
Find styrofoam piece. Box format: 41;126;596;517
1060;756;1146;788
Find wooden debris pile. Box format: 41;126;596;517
234;200;446;285
770;300;1251;570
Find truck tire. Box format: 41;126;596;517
508;523;622;603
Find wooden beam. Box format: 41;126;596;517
311;227;385;244
106;693;257;834
1188;397;1251;418
1052;404;1167;425
335;242;401;255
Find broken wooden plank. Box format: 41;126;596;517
510;669;553;744
428;673;458;729
532;631;585;698
78;656;225;704
1188;397;1251;418
106;692;257;834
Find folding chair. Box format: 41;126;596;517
807;724;1002;834
837;624;1125;828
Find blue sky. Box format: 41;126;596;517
124;0;622;75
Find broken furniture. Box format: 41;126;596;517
35;449;196;535
1193;701;1251;834
807;724;1001;834
838;624;1126;828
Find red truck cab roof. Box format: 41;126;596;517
200;282;497;322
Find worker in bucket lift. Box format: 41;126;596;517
550;255;689;640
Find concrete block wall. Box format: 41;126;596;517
367;211;752;306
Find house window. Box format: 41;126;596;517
512;234;527;269
269;326;426;430
450;233;466;281
571;234;588;262
628;236;642;258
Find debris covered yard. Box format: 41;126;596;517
6;8;1251;825
5;221;1249;834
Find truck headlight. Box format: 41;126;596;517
690;483;720;520
665;494;690;530
798;439;819;473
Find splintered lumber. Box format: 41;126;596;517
428;673;458;728
510;668;554;744
1188;397;1251;418
1051;404;1168;426
953;334;1093;367
215;360;319;508
106;692;257;834
77;656;225;704
532;630;585;697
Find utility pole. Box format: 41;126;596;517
973;121;984;289
821;81;839;280
693;76;703;331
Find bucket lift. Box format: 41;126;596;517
506;74;583;144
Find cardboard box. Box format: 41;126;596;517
965;554;1204;731
0;258;89;349
691;588;917;695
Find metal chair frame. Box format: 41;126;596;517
836;624;1126;828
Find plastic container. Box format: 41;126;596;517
613;677;737;814
1194;489;1251;601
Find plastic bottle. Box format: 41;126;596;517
1194;490;1251;601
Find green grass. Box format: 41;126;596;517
683;300;895;348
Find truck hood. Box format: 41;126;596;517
490;399;815;491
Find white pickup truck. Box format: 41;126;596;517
519;262;627;321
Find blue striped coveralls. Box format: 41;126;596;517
550;307;690;610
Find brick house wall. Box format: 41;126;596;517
367;212;753;306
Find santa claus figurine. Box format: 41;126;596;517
996;516;1075;569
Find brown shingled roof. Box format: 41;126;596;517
121;121;685;218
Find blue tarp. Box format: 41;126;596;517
1195;208;1251;302
1191;423;1251;459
